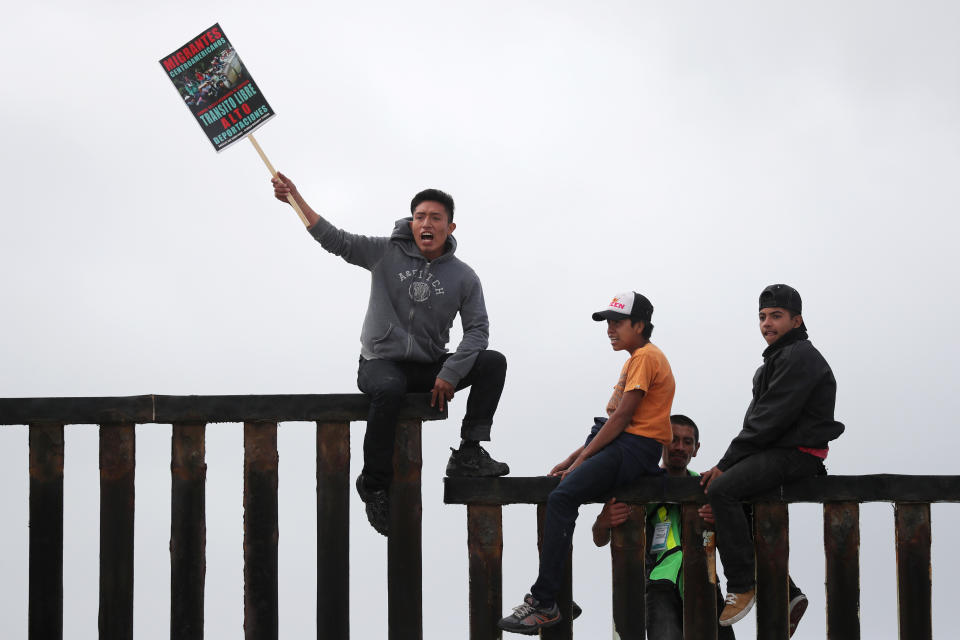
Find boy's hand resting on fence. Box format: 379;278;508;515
592;497;631;546
548;447;584;477
698;503;716;525
597;498;631;528
700;466;724;491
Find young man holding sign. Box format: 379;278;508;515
272;174;509;536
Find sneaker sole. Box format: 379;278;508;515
365;503;389;537
445;465;510;478
498;615;561;635
719;595;756;627
789;595;808;637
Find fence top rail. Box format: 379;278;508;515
444;474;960;505
0;393;446;426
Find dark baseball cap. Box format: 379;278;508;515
592;291;654;322
759;284;806;330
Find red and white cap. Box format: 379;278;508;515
592;291;654;322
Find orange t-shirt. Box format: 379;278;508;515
605;342;675;445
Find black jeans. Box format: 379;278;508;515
707;448;825;593
356;350;507;490
530;425;662;607
646;579;735;640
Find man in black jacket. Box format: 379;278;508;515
700;284;844;634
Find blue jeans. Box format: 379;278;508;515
646;580;735;640
708;448;826;592
356;350;507;490
530;420;663;607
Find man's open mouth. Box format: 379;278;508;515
421;232;434;241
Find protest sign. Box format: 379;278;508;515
160;23;275;153
160;24;308;226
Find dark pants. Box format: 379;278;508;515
707;448;826;593
356;349;507;490
530;425;662;607
646;580;735;640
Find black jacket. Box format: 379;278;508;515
718;329;845;470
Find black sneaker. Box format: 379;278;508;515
446;445;509;477
355;474;389;537
498;594;560;635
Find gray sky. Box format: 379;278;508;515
2;1;959;638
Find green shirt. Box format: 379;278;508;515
646;469;699;595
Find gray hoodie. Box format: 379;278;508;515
308;215;489;386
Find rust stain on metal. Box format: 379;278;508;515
244;422;279;472
171;423;206;481
316;421;350;468
824;502;861;639
99;423;135;481
467;505;503;640
29;423;65;481
894;502;932;640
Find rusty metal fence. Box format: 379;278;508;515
4;394;958;639
444;474;960;640
1;394;445;640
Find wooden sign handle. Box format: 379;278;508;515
248;133;310;227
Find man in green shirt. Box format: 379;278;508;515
592;415;735;639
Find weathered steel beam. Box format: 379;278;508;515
444;475;960;505
388;420;423;640
895;502;932;640
824;502;860;640
171;423;206;640
99;423;136;640
682;504;717;640
0;393;446;425
754;502;789;640
467;505;503;640
29;423;64;640
537;503;573;640
611;504;646;640
316;421;350;640
243;422;279;640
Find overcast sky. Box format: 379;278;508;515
2;1;959;638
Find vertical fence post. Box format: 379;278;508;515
243;422;279;640
682;504;717;640
895;503;932;640
99;423;136;640
754;502;789;639
537;503;573;640
610;504;646;640
467;504;503;640
824;502;860;640
29;423;65;640
171;422;207;640
388;419;422;640
316;421;350;639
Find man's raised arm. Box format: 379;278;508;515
272;172;320;227
271;172;389;268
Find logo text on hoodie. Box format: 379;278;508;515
398;268;445;302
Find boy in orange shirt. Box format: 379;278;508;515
499;291;676;635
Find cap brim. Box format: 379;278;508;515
592;310;630;322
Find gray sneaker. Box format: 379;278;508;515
446;445;509;477
498;594;560;635
355;474;389;537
